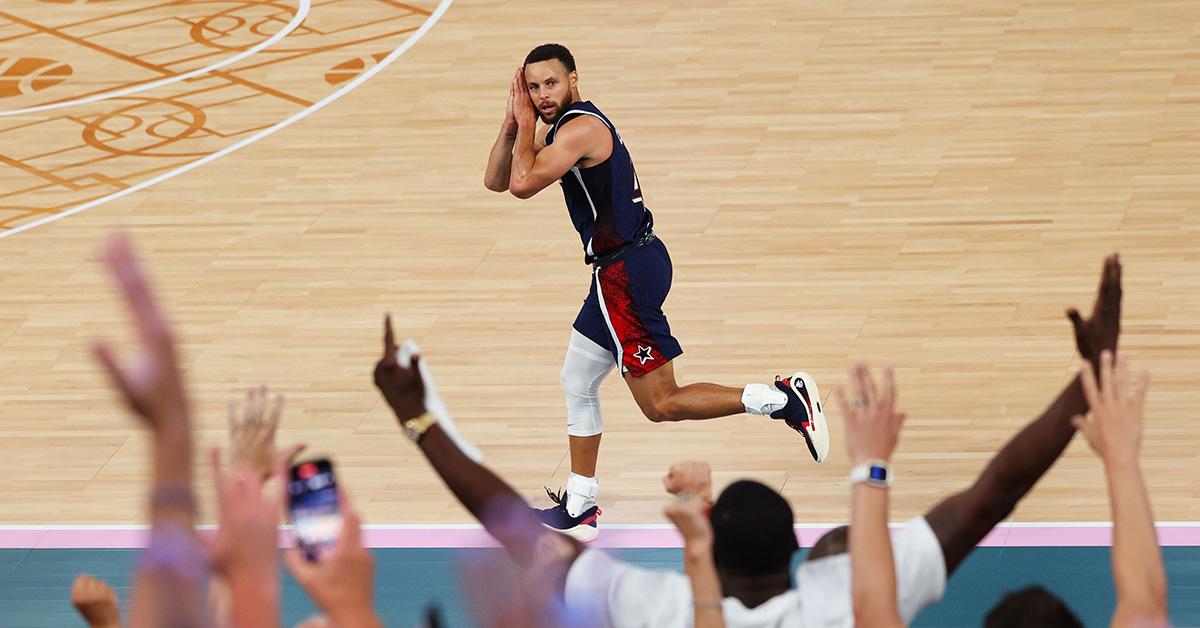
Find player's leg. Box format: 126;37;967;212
600;240;829;461
560;329;613;515
623;361;742;420
536;289;618;541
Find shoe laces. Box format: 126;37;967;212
544;487;566;508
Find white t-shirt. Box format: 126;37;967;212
564;517;947;628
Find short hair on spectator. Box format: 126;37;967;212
984;586;1083;628
806;525;848;561
524;43;576;73
709;480;799;576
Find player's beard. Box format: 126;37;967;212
539;96;572;124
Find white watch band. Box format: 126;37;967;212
849;460;892;488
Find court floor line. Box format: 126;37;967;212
0;0;454;240
0;522;1197;549
0;0;312;117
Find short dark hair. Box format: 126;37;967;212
710;480;799;576
806;525;848;561
984;586;1083;628
524;43;576;73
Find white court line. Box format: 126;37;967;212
0;0;312;117
0;0;454;239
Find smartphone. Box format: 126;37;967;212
288;458;342;562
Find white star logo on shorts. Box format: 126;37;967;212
634;345;655;364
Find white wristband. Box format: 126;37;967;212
849;460;892;488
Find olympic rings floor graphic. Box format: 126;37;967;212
0;0;452;238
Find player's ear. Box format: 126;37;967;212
569;70;578;88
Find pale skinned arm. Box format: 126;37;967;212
91;233;206;628
838;363;906;628
664;494;726;628
1072;353;1168;628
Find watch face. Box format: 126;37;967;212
869;466;889;481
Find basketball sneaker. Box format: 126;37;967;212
536;488;601;542
771;371;830;463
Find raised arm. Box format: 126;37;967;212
483;69;520;192
373;316;584;578
838;364;906;628
664;493;726;628
91;233;205;627
507;68;604;199
1072;353;1168;628
923;254;1122;575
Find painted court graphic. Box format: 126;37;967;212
0;0;441;234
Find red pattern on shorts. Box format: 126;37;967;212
598;260;664;377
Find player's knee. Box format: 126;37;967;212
640;398;680;423
560;363;598;400
561;344;611;437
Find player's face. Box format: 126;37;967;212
524;60;576;124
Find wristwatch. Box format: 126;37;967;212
402;413;437;443
849;460;892;488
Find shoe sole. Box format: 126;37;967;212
542;521;599;542
788;371;830;463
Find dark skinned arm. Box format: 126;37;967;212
374;316;583;579
925;254;1122;574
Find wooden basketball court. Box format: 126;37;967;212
2;0;1198;531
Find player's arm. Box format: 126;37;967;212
373;316;585;587
507;68;603;199
509;117;602;199
483;69;521;193
1072;355;1168;628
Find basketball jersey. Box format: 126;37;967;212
544;101;653;258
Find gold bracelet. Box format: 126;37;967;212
402;413;437;443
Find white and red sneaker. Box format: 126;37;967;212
771;371;830;463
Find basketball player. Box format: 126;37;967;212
483;43;829;540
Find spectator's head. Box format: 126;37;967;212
710;480;799;579
984;586;1083;628
807;525;849;561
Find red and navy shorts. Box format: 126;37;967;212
573;239;683;377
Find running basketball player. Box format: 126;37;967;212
482;43;829;540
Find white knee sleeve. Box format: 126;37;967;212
562;330;614;437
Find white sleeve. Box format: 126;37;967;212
565;548;693;628
793;517;948;627
894;516;948;622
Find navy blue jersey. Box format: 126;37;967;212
545;101;652;258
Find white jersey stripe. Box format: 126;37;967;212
553;109;612;135
593;269;626;373
571;166;599;221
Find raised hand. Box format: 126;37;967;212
503;68;519;136
284;494;381;628
373;314;426;422
662;461;713;504
1072;351;1150;465
664;493;714;548
1068;254;1122;366
511;66;537;127
92;232;189;436
836;363;906;464
70;574;122;628
229;386;285;480
208;449;282;584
